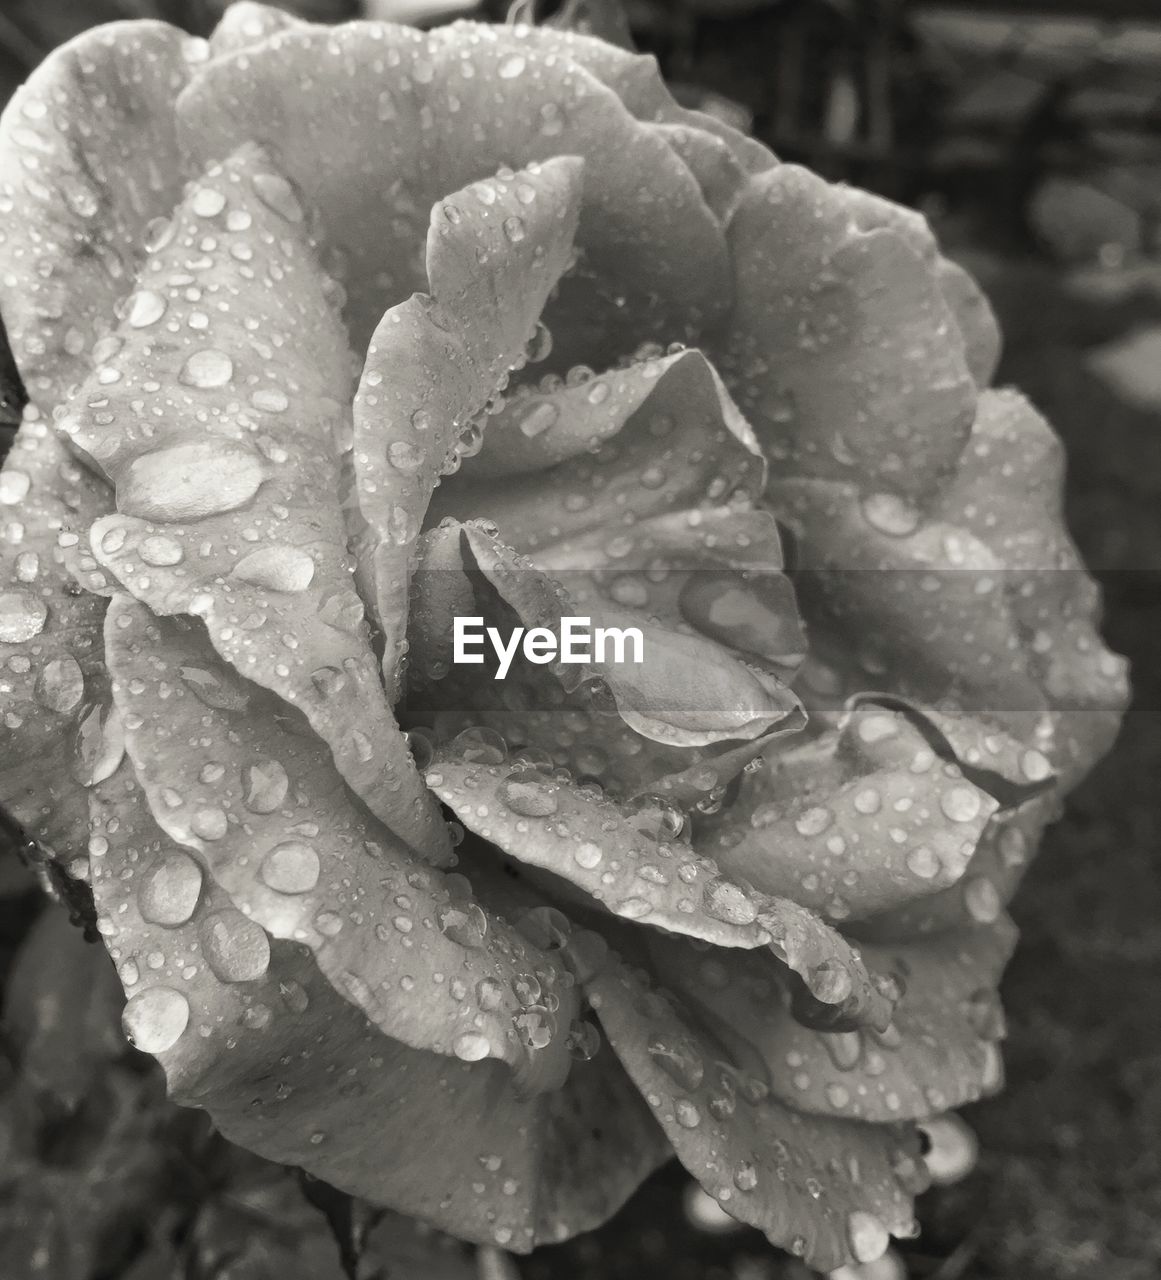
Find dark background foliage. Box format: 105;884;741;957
0;2;1158;1277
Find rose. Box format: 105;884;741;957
0;4;1127;1271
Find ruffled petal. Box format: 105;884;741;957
91;764;663;1249
721;164;976;500
647;916;1015;1123
177;20;733;352
699;702;998;922
857;791;1059;941
0;22;198;406
0;419;112;857
430;346;764;541
586;953;921;1271
353;157;582;701
59;142;443;858
102;593;576;1092
407;520;801;789
425;748;893;1031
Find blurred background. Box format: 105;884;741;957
0;1;1158;1277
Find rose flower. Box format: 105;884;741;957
0;5;1127;1272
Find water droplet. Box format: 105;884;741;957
250;388;289;413
964;876;1001;923
310;667;347;698
449;726;507;766
119;441;266;522
674;1099;702;1128
574;841;603;870
243;758;289;813
34;656;84;714
498;772;558;817
906;846;940;879
453;1031;492;1062
122;986;189;1052
847;1210;890;1264
733;1161;758;1192
127;290;167;328
0;590;47;642
703;878;758;926
503;215;526;243
519;400;558;438
179;349;234;389
191;807;228;841
139;534;184;567
191;186;226;218
201;908;271;982
231;545;315;593
0;469;30;505
72;703;125;786
387;440;423;472
498;54;526;78
812;958;854;1005
861;493;921;537
921;1114;978;1185
940;786;981;824
138;850;203;926
253;171;304;222
567;1019;602;1060
261;841;321;894
648;1037;704;1090
437;900;488;948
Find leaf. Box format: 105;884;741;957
68;141;445;859
698;701;998;922
586;952;923;1272
425;747;894;1031
353;157;583;703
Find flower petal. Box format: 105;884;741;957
0;22;198;406
431;346;764;535
102;593;574;1093
179;20;733;352
857;791;1059;941
353;157;583;702
0;419;112;857
699;702;998;923
91;764;663;1249
62;142;443;858
425;749;893;1031
720;164;976;500
586;953;921;1271
647;916;1015;1123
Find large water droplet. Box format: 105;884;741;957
122;986;190;1052
846;1210;890;1264
648;1037;705;1090
861;493;921;537
35;655;85;714
243;758;289;814
498;772;558;817
453;1031;492;1062
231;545;315;593
118;441;266;522
0;589;47;642
252;171;304;223
201;909;271;982
702;878;758;926
179;349;234;389
0;468;31;504
138;851;204;926
127;290;167;328
261;841;321;894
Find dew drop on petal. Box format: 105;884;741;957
453;1031;492;1062
252;171;304;223
231;545;315;593
138;850;204;926
0;590;47;642
250;388;290;413
260;841;321;894
127;290;167;328
940;786;981;824
138;534;184;567
861;493;921;537
201;909;271;982
0;469;30;505
122;986;189;1052
34;655;85;714
846;1211;890;1264
574;841;603;870
498;773;558;818
179;348;234;389
119;441;266;522
243;757;289;814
